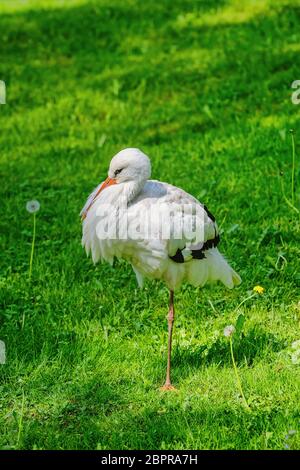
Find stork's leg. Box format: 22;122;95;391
160;290;176;391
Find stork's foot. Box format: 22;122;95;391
160;383;177;392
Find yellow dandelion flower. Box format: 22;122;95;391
253;285;264;295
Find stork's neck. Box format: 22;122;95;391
118;179;145;205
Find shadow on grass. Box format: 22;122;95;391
1;0;299;184
15;377;124;450
1;0;299;114
20;380;285;449
173;326;285;372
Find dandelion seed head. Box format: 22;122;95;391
291;352;300;365
224;325;235;337
26;200;40;214
253;285;264;295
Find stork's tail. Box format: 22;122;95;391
206;249;241;289
232;268;242;286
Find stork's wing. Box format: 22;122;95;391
133;180;220;263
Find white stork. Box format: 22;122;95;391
81;148;241;390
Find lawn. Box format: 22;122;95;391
0;0;300;450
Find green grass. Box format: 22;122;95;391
1;0;300;450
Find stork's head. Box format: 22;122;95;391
81;148;151;220
96;148;151;193
108;148;151;184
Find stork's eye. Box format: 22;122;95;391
114;168;122;176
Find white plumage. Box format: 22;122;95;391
81;148;241;390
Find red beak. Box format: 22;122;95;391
97;176;117;193
81;177;117;220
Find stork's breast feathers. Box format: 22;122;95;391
80;181;104;220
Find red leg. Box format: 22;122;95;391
160;290;177;391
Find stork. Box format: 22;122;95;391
81;148;241;390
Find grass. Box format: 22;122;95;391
0;0;300;450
